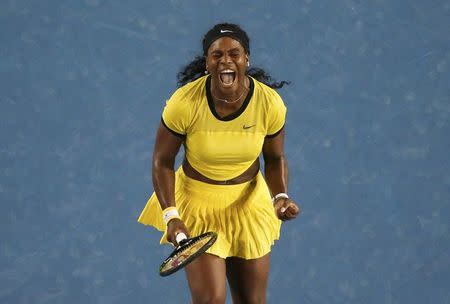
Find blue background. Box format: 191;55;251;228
1;0;449;303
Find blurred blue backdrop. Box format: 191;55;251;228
1;0;449;303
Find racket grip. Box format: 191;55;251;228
176;232;187;244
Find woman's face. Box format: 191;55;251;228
205;37;248;94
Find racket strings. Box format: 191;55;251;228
159;233;217;275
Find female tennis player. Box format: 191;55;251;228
138;23;300;303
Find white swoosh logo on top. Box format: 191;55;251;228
220;30;233;33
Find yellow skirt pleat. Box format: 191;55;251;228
137;167;281;259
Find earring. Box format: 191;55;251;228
247;61;250;67
204;70;208;74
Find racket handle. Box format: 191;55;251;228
176;232;187;244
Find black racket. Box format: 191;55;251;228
159;231;217;277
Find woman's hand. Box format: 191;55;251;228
274;198;300;221
166;218;190;246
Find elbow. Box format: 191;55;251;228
152;154;175;171
263;154;285;165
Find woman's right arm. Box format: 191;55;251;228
152;122;189;245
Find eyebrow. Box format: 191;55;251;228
210;48;242;54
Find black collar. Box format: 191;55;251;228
206;76;254;121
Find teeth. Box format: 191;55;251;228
221;69;234;74
220;72;235;85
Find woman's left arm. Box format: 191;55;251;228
262;128;300;221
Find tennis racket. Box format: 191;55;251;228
159;231;217;277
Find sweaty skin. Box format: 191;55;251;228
182;158;260;185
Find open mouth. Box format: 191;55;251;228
219;69;236;87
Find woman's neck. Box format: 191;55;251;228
210;76;249;106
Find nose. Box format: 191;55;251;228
220;53;232;64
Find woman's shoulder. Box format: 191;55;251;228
163;76;207;118
251;77;285;108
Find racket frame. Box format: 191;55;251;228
159;231;217;277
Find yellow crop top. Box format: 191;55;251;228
161;75;287;181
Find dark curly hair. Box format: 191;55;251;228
177;23;290;89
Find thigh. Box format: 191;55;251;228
184;253;227;304
226;254;270;304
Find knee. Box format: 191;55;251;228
190;281;226;304
191;293;226;304
233;293;266;304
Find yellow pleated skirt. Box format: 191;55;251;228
137;166;282;259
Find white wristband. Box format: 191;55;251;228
176;232;187;244
272;192;289;202
162;207;181;224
